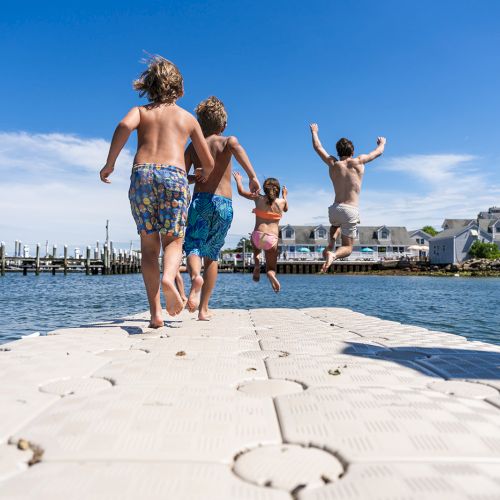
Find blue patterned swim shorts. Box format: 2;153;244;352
128;164;190;237
183;192;233;261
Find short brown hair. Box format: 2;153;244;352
336;138;354;157
133;56;183;104
263;178;281;205
195;96;227;136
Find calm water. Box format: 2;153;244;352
1;273;499;345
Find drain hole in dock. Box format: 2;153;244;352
232;444;344;492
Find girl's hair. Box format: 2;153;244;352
133;55;183;104
263;178;281;205
195;96;227;136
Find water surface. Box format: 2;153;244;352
1;273;499;345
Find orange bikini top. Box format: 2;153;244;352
252;208;282;221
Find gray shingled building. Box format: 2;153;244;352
278;224;413;260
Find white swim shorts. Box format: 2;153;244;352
328;203;360;239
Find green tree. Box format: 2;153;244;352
421;225;438;236
236;237;251;252
469;240;500;259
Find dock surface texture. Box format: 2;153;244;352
1;308;500;500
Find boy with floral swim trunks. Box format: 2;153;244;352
184;96;260;320
100;56;214;326
309;123;386;272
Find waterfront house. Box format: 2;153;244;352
478;206;500;250
278;225;413;261
429;222;493;264
409;229;432;258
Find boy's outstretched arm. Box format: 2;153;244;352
232;171;258;200
100;107;140;183
227;136;261;194
190;119;214;182
310;123;336;166
358;137;387;164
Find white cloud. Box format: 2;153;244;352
0;132;498;254
380;154;477;183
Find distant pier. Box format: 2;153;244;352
0;242;141;276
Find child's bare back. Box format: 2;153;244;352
134;104;200;168
185;135;237;198
328;157;365;206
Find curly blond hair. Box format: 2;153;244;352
195;96;227;136
133;56;183;104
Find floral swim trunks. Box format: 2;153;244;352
128;164;190;237
183;192;233;261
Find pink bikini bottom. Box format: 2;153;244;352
251;230;279;251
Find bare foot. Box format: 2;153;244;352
187;275;204;313
162;277;184;316
267;271;281;293
198;309;212;321
181;295;188;307
148;316;164;329
321;249;335;273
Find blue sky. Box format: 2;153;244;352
1;0;499;251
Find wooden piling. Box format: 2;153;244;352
35;244;40;276
0;242;5;276
103;244;109;275
86;246;91;276
64;245;68;275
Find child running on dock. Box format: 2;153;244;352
184;96;260;320
100;56;214;326
233;172;288;292
309;123;386;272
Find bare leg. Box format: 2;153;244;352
322;226;340;273
335;234;354;259
160;234;184;316
175;271;188;306
265;246;280;292
186;254;204;313
140;232;163;328
199;258;218;321
253;247;262;282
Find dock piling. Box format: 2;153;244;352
64;245;68;275
86;246;91;276
35;244;40;276
0;242;5;276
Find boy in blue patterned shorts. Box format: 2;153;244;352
184;96;260;320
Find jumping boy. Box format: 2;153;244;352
100;56;214;326
309;123;386;272
184;96;260;320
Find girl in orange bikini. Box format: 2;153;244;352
233;172;288;292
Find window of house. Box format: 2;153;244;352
317;229;326;239
285;229;294;239
381;230;389;239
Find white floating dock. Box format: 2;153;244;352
1;308;500;499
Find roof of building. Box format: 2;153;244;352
430;223;493;242
409;229;433;238
279;225;413;246
280;225;328;244
441;219;475;230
